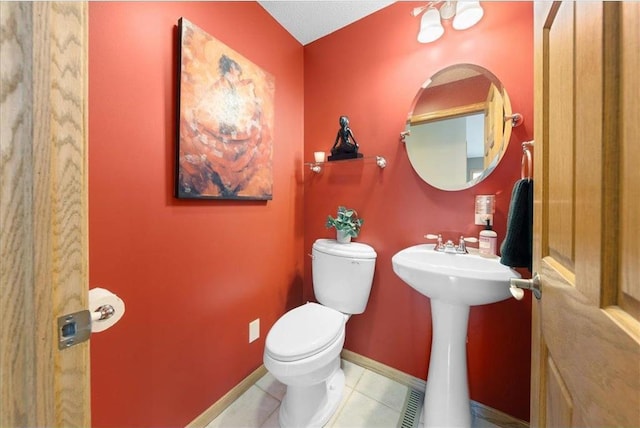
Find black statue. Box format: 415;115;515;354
329;116;363;161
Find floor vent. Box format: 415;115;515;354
398;388;424;428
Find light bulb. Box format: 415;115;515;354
453;1;484;30
417;8;444;43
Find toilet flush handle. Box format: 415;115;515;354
308;253;315;260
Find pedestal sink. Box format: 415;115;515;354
392;244;520;428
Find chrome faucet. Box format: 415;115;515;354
424;234;477;254
443;239;457;253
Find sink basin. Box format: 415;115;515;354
392;244;520;306
392;244;520;428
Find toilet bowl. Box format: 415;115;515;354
264;303;347;427
264;239;376;428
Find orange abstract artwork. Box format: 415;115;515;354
176;18;274;200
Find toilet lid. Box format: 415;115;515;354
313;239;377;259
266;303;345;362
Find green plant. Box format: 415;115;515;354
326;206;364;237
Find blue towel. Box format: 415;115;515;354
500;179;533;271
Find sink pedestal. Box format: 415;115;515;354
424;300;471;428
391;244;520;428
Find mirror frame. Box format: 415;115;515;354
404;63;513;191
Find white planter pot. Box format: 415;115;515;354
336;230;351;244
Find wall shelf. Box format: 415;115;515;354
305;155;387;173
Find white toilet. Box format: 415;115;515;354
264;238;377;428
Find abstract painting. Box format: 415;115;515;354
176;18;274;200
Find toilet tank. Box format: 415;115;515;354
312;239;377;314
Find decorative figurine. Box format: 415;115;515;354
328;116;364;161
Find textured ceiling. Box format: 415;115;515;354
258;1;396;45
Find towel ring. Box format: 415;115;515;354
521;141;533;181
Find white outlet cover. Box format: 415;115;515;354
249;319;260;343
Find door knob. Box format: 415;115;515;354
510;273;541;300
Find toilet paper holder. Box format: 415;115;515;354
92;304;116;322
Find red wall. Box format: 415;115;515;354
303;2;533;421
89;3;304;427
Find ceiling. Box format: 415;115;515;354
257;1;396;45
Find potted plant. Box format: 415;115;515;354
326;206;364;243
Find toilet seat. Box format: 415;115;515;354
265;303;345;362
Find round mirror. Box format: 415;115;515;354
404;64;514;191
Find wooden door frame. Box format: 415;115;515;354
531;2;553;423
1;2;90;427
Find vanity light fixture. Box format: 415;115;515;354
411;1;484;43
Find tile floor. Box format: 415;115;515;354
205;359;503;428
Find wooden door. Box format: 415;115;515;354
532;2;639;426
0;2;90;427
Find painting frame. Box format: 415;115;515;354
175;18;274;200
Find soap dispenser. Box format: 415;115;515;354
479;219;498;257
